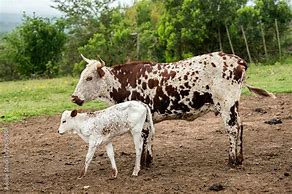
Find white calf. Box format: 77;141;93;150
58;101;154;179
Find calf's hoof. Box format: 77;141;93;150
109;168;118;180
132;168;140;176
78;168;86;179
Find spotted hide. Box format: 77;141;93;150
72;51;273;167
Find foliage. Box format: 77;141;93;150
52;0;114;73
0;15;67;80
0;0;291;80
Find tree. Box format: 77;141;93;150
52;0;114;73
158;0;247;62
0;14;67;79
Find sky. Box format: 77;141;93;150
0;0;133;16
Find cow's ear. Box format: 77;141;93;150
97;68;105;78
71;110;77;117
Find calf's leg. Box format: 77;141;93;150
79;143;97;179
131;131;144;176
105;143;118;179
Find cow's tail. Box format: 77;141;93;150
141;104;155;167
244;83;276;99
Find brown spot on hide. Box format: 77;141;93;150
233;65;244;82
211;62;216;67
145;96;151;105
190;92;213;109
165;85;180;99
142;82;147;90
131;91;144;101
184;82;191;89
148;79;159;89
153;86;170;114
157;64;161;70
228;101;238;126
184;75;188;80
180;90;190;98
110;88;130;103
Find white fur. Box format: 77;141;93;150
58;101;154;178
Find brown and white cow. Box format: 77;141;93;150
72;52;275;167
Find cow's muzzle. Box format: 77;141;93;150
72;95;84;106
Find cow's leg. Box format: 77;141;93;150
105;143;118;179
236;122;244;164
141;127;153;168
131;130;143;176
79;143;97;179
145;125;154;167
220;101;243;167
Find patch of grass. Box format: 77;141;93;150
242;58;292;95
0;77;107;123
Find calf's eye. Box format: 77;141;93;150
62;120;66;123
86;76;93;81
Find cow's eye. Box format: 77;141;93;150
86;76;93;81
62;120;66;123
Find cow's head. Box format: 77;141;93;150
58;110;78;134
72;54;105;106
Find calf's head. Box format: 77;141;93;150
72;54;105;106
58;110;78;134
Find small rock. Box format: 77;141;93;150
83;185;90;190
284;172;290;176
209;183;224;191
254;108;267;114
64;162;74;165
264;118;282;125
120;151;130;156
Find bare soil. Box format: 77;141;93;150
1;94;292;193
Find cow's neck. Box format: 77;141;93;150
97;68;121;105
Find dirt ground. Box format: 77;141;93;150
1;94;292;193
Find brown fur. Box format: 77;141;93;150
246;85;276;99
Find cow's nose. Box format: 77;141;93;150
72;95;84;106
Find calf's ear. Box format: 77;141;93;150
71;110;78;117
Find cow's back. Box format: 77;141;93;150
109;52;247;122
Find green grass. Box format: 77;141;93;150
0;57;291;123
0;77;107;123
242;58;292;95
